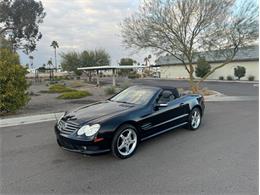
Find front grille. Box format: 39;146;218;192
58;119;80;135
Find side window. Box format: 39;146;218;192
157;90;175;104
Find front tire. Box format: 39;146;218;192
111;124;139;159
187;107;202;130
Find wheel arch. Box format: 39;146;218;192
191;105;203;116
114;120;141;136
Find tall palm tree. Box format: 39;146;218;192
50;41;59;71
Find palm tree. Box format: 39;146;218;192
144;54;152;66
50;41;59;71
47;59;53;69
47;59;54;80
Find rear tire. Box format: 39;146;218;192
111;124;139;159
187;107;202;130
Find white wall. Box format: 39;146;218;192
160;60;259;80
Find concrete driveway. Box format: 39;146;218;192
0;101;258;194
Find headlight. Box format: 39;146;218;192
77;124;101;136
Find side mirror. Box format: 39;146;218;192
156;103;168;107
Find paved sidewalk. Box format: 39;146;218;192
0;112;63;128
204;95;258;102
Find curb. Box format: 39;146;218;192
0;112;63;128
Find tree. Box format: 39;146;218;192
0;34;12;49
47;59;53;68
0;0;46;53
144;54;152;66
119;58;135;66
234;66;246;80
0;48;30;113
118;58;135;76
121;0;258;92
47;59;54;80
50;40;59;71
60;51;80;73
37;66;46;73
195;57;211;78
61;49;110;78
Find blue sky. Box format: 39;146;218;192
19;0;152;68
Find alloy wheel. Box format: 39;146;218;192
191;110;201;129
117;128;137;156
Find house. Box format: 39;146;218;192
155;45;259;80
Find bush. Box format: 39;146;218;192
0;49;30;113
227;75;234;80
195;57;211;78
104;86;116;95
234;66;246;80
219;76;224;80
248;75;255;81
57;90;91;99
48;84;75;93
128;71;140;79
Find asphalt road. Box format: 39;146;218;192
0;101;258;194
101;77;259;96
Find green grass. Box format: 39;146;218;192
57;90;91;99
48;84;75;93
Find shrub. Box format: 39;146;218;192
48;84;75;93
248;75;255;81
104;86;116;95
0;49;30;113
57;90;91;99
227;75;234;80
219;76;224;80
195;57;211;78
128;71;140;79
234;66;246;80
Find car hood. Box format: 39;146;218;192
63;101;135;124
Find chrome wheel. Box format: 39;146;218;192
117;128;137;156
191;110;201;129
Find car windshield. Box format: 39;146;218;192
110;86;158;105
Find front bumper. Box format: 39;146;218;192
55;125;110;155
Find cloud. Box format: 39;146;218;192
19;0;154;68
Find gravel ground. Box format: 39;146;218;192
4;81;113;118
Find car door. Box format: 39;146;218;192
138;91;189;139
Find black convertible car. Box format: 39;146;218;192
55;85;205;159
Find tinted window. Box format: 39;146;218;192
110;86;158;105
